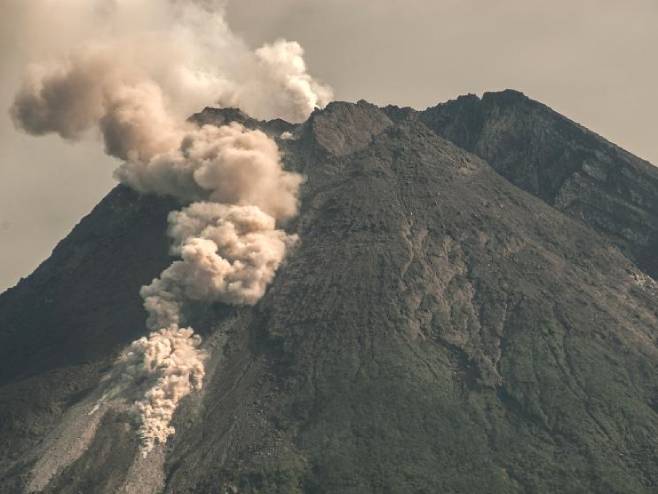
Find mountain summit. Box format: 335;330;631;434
1;92;657;493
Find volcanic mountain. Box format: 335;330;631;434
1;91;657;493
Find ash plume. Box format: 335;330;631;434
100;327;206;455
10;1;332;144
115;123;303;220
10;0;328;454
142;203;299;330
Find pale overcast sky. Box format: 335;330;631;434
1;0;657;291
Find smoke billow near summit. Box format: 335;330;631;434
11;0;331;455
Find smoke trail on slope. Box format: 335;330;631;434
11;0;328;455
104;327;206;454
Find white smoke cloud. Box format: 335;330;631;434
220;39;333;123
10;0;325;454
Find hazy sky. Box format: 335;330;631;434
1;0;657;291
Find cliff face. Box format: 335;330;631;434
1;95;657;494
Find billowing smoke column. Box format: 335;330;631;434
143;202;299;331
11;0;330;455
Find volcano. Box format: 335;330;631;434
1;91;657;493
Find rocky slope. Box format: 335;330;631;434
0;94;657;493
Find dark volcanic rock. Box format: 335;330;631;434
1;97;657;493
420;89;658;279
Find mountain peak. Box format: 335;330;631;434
189;107;257;127
482;88;529;102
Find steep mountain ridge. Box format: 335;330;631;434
0;95;657;493
418;90;658;279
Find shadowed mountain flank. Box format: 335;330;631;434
0;186;177;385
1;101;657;494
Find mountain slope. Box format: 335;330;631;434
418;90;658;279
0;186;176;385
1;99;657;493
0;187;178;491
